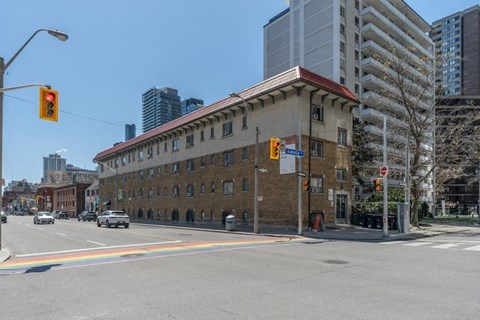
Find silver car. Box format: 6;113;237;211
34;211;55;224
97;210;130;228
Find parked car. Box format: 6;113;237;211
97;210;130;228
34;211;55;224
78;211;97;222
52;210;61;219
1;211;7;223
57;212;70;219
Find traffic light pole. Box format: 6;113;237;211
0;29;68;250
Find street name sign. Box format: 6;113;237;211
285;148;304;157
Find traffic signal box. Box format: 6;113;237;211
373;178;382;192
39;87;59;122
303;179;310;192
269;137;281;160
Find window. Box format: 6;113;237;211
210;182;215;193
242;179;248;192
210;154;216;166
355;33;359;44
242;147;248;160
186;134;194;148
164;142;168;152
147;147;153;158
122;156;127;166
340;77;345;85
200;130;205;141
312;105;324;121
340;41;345;53
186;159;195;172
172;185;179;198
172;162;180;174
200;156;205;168
340;5;345;17
311;177;323;193
210;127;215;139
223;181;233;195
138;150;144;161
148;168;154;178
336;168;347;181
147;188;154;199
355;50;360;61
355;66;360;77
163;187;168;196
340;23;345;35
355;83;360;94
310;141;323;157
355;0;360;9
338;128;347;146
186;184;194;197
138;170;144;180
138;189;144;199
340;59;346;71
222;121;233;136
172;139;180;151
200;183;205;195
355;16;360;27
223;151;233;166
242;116;247;129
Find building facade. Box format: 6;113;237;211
142;87;182;133
52;183;91;216
431;5;480;96
94;67;359;227
264;0;434;204
42;153;67;183
125;123;136;141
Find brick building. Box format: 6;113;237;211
52;183;91;216
93;67;359;228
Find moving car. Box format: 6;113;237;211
97;210;130;228
1;211;6;223
57;212;70;220
78;211;97;222
34;211;55;224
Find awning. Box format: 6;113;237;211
102;201;111;206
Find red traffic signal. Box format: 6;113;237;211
39;87;59;122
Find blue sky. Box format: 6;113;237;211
1;0;479;184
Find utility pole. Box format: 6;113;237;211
383;116;388;237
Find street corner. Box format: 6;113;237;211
0;248;11;263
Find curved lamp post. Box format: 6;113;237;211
0;28;68;250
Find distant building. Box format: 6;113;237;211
125;123;136;141
181;97;204;116
42;153;66;183
431;5;480;95
142;87;182;133
52;183;91;216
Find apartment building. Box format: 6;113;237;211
142;87;182;133
94;67;359;227
431;5;480;96
264;0;434;203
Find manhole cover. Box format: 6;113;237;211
324;259;348;265
121;253;145;258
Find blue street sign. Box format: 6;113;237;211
285;148;304;157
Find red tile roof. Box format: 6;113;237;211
94;66;359;161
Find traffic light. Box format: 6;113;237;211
269;137;281;160
373;178;382;192
303;179;310;192
39;87;59;122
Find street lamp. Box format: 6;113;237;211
95;160;119;210
230;92;260;234
0;28;68;250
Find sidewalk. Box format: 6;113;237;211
0;248;10;263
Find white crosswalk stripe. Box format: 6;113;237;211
380;240;480;252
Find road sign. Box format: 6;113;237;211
297;171;306;177
285;148;304;157
380;166;389;177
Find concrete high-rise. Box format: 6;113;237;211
264;0;434;204
431;5;480;95
142;87;181;133
42;153;66;183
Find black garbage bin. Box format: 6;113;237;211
358;212;366;227
374;214;383;229
388;215;398;230
366;213;374;228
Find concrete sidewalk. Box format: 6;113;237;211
0;248;10;263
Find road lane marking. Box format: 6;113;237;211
431;243;460;249
87;240;106;246
56;233;67;236
404;242;433;247
15;240;182;258
463;245;480;251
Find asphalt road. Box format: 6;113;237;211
1;215;479;320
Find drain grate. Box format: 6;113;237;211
324;259;348;265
